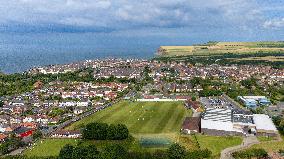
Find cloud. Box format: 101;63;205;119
0;0;280;33
263;18;284;29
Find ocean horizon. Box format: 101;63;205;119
0;32;208;74
0;32;163;74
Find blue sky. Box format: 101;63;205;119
0;0;284;41
1;0;284;73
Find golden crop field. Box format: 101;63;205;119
158;41;284;56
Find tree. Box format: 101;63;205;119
0;143;9;155
82;122;129;140
59;144;74;159
82;122;108;140
32;130;43;140
85;145;99;159
167;143;186;159
72;146;90;159
102;144;127;159
116;124;129;140
107;124;117;140
0;100;3;107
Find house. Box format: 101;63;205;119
10;116;23;124
0;115;11;124
49;117;60;124
181;117;201;134
33;81;43;89
94;100;105;106
13;126;34;138
59;101;76;107
76;99;90;107
23;116;35;123
10;100;25;106
0;133;7;143
21;122;37;129
36;115;49;125
185;100;201;112
51;130;81;138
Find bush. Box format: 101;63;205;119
100;144;127;159
186;149;212;159
232;148;268;159
167;143;186;159
59;144;98;159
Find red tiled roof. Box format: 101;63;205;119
182;117;201;131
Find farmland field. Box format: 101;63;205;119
158;41;284;56
66;101;192;135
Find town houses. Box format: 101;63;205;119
0;58;283;154
0;80;129;141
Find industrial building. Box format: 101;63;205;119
200;108;278;137
238;96;271;108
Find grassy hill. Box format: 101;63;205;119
158;41;284;56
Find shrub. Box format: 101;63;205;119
232;148;268;159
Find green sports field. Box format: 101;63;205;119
25;102;244;158
25;139;79;157
66;101;192;135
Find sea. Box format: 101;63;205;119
0;32;204;74
0;33;157;74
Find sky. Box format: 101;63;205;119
0;0;284;40
1;0;284;73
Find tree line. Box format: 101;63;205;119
82;122;129;140
57;143;211;159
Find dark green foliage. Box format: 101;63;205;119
2;156;57;159
83;122;109;140
199;89;222;97
84;145;99;159
127;150;168;159
59;144;98;159
240;78;256;89
186;149;212;159
32;130;43;140
0;100;4;107
82;122;129;140
273;116;284;135
232;148;268;159
0;136;25;155
58;144;74;159
100;144;127;159
167;143;186;159
154;52;284;69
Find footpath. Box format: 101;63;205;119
220;136;259;159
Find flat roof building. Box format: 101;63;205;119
238;96;271;108
200;108;278;137
253;114;278;137
201;108;243;136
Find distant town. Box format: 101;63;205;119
0;57;283;158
